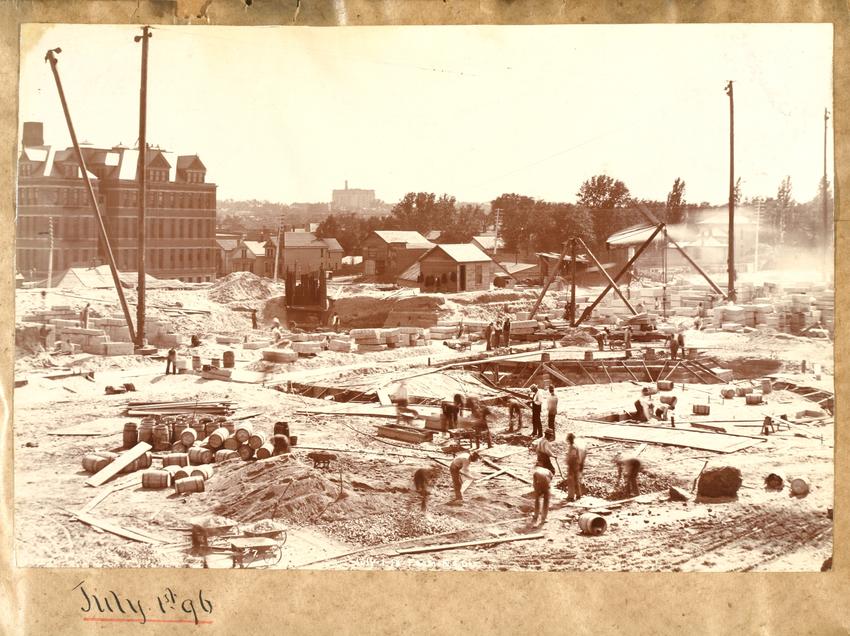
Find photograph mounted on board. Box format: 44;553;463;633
13;23;834;571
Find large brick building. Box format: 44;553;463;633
16;122;217;284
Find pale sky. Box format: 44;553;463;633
19;24;833;206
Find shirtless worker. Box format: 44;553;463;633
530;429;556;474
449;450;479;503
507;397;524;432
531;465;554;527
546;386;558;436
412;466;440;512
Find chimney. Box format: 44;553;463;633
345;179;348;190
22;122;44;147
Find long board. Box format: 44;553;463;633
587;424;763;453
85;441;152;487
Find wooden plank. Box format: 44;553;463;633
85;442;152;487
576;361;597;384
600;361;614;384
690;422;727;433
656;359;669;383
588;423;764;453
542;364;575;386
481;457;531;484
640;358;653;382
618;360;640;382
376;388;393;406
522;364;545;388
79;479;138;514
73;512;165;544
396;533;545;555
661;361;681;381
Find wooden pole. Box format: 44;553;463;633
134;26;152;347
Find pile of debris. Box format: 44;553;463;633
208;272;277;304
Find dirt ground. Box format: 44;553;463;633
12;283;834;572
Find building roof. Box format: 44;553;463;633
322;237;344;252
536;251;589;263
243;241;266;257
499;262;538;275
426;243;492;263
373;230;433;249
606;224;660;247
266;231;328;249
177;155;206;170
398;260;421;282
471;234;505;251
55;265;177;290
216;238;239;252
424;230;442;241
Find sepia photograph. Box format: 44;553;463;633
13;23;834;572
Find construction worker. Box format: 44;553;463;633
331;313;340;332
394;381;410;424
624;325;633;359
493;318;502;349
546;386;558;435
484;322;494;351
565;433;587;502
413;466;439;512
449;450;479;503
38;324;50;350
634;387;653;422
503;316;511;346
165;347;177;375
677;331;686;355
471;402;494;449
594;329;605;351
530;384;544;437
507;397;524;432
80;303;91;329
616;453;643;497
530;428;556;473
531;465;553;527
251;309;258;330
668;333;679;360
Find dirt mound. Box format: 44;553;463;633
208;272;277;304
208;455;363;523
317;507;466;545
559;328;597;346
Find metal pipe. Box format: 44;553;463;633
45;49;137;343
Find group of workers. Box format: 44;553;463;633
483;315;511;351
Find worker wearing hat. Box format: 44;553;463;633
530;384;544;437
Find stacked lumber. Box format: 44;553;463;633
124;400;235;417
261;349;299;363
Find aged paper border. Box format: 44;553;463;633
0;2;846;634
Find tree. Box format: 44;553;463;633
665;177;687;224
775;175;793;246
733;177;742;206
442;204;486;243
490;194;537;256
389;192;456;234
576;175;635;251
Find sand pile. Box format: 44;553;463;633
209;272;277;304
317;507;466;546
335;294;444;328
558;328;597;347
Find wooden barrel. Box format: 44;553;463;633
215;449;238;462
761;379;773;394
172;467;191;481
274;421;290;438
660;395;678;407
82;453;112;473
223;351;235;368
541;352;550;362
122;422;138;449
120;451;152;474
138;420;155;444
645;349;657;361
584;350;594;361
746;394;763;405
152;423;172;452
208;427;230;449
192;355;202;371
237;444;255;461
645;386;659;395
692;404;711;415
187;447;213;465
255;442;275;460
789;478;809;497
223;436;239;451
180;428;198;447
141;470;171;489
174;476;205;495
578;513;608;536
192;421;207;437
190;465;214;480
211;357;221;368
205;421;219;437
163;464;183;476
248;432;266;450
656;380;674;392
235;424;253;444
721;388;735;399
162;452;189;467
172;420;188;443
171;441;187;453
289;435;298;447
735;386;750;397
272;434;291;455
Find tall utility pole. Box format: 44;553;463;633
273;213;285;282
493;207;501;258
753;197;763;274
823;108;831;279
725;80;736;302
47;216;54;288
134;26;152;348
45;48;136;342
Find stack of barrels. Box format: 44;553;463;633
82;449;152;474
